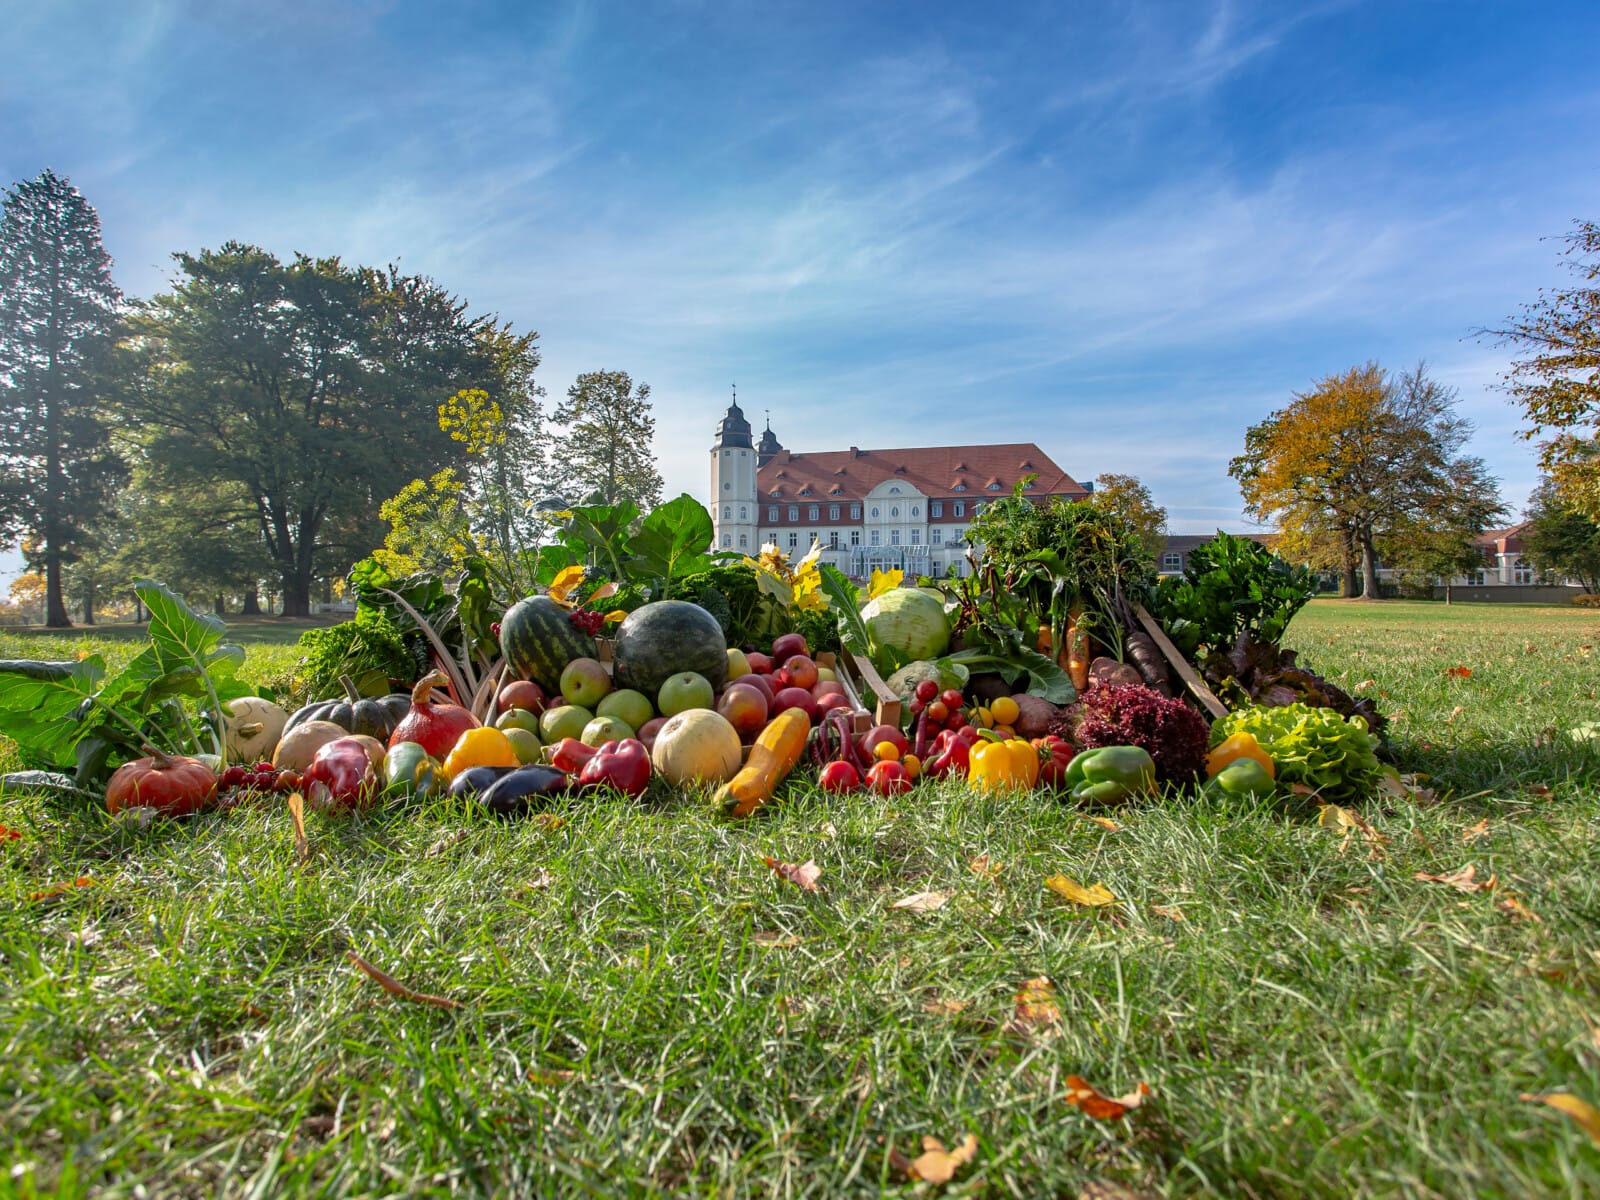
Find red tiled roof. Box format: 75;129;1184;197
755;442;1085;508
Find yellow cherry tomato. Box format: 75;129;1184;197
873;740;901;762
901;753;921;781
989;696;1020;726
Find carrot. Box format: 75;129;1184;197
1064;608;1091;693
715;707;812;819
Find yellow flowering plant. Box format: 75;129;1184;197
745;540;829;615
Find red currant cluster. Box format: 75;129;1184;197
567;608;607;636
219;762;300;794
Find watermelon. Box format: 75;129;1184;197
612;600;728;697
500;596;598;694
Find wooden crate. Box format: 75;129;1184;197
817;650;873;735
835;647;902;730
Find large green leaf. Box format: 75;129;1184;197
0;658;105;768
558;501;640;581
819;565;873;663
629;494;714;596
948;645;1077;704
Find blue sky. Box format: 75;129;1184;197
4;1;1599;591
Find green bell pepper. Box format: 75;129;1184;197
1202;756;1276;801
1061;745;1156;804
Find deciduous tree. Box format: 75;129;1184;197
1231;363;1500;599
551;370;663;511
0;169;127;626
126;244;504;615
1089;473;1168;563
1522;477;1600;593
1486;220;1600;521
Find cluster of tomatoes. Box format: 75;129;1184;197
218;761;300;797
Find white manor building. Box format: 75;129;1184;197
708;399;1090;579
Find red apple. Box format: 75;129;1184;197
497;679;548;715
857;723;909;761
781;655;818;691
815;692;851;721
739;672;777;705
772;686;819;724
771;633;809;662
745;651;774;675
717;682;769;737
819;760;861;793
637;716;668;753
812;679;845;701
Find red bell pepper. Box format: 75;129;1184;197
1033;735;1075;790
550;737;600;774
926;725;981;779
576;738;651;797
303;736;380;809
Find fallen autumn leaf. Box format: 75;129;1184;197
1414;864;1496;893
888;1133;979;1184
1065;1074;1154;1120
1046;874;1116;908
889;890;950;913
347;951;462;1010
764;857;822;891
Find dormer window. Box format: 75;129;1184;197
952;483;967;492
987;482;1002;491
799;487;812;496
1022;481;1035;490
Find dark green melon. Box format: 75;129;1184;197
501;596;598;694
611;600;727;696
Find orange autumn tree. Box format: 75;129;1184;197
1230;363;1499;599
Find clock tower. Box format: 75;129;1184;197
709;391;757;554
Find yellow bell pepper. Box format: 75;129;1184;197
1206;731;1275;780
441;726;519;781
969;737;1040;793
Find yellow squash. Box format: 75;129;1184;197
715;707;811;819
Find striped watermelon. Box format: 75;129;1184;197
500;596;598;694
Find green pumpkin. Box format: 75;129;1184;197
285;675;411;740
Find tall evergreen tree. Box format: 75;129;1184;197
552;369;663;511
0;169;127;627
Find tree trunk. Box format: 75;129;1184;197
82;579;96;625
282;575;312;618
1360;535;1382;600
45;555;70;627
240;590;263;616
214;594;226;617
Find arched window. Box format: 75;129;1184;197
722;534;731;547
739;506;746;519
739;534;748;548
723;506;731;519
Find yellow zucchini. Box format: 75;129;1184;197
715;707;811;819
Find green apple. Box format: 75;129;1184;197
496;707;542;736
726;647;751;680
816;665;836;682
597;687;653;732
657;670;715;716
559;657;612;709
582;715;636;747
503;726;543;765
539;703;594;744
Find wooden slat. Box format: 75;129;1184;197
1133;604;1228;722
818;651;873;734
845;648;902;730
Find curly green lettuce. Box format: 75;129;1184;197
1210;702;1382;806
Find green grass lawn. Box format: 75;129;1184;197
3;600;1599;1198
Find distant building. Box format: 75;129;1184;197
708;398;1090;578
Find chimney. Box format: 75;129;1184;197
849;446;860;458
